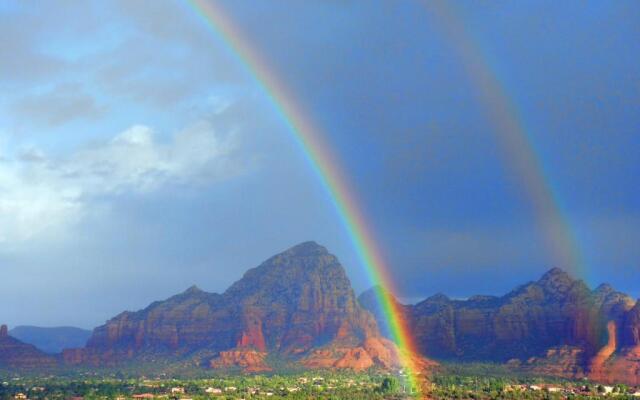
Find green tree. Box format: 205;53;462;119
379;377;399;394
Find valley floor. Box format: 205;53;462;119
1;371;640;400
0;373;407;400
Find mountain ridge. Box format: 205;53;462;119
63;241;429;373
359;267;639;385
2;246;637;384
9;326;92;354
0;324;58;370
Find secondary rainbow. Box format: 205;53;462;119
185;0;424;393
423;1;585;278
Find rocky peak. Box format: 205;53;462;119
358;286;399;307
282;241;328;257
594;283;614;295
184;285;204;295
225;241;347;300
0;325;7;337
413;293;451;309
222;242;380;353
593;284;636;317
536;267;580;297
427;293;451;303
413;293;453;315
539;267;572;283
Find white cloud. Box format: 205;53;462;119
0;121;242;244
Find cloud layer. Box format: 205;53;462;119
0;121;241;244
11;83;106;127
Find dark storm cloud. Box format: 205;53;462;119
218;0;640;298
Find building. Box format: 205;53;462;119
132;394;155;399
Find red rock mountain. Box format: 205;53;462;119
65;242;425;372
589;300;640;385
0;324;58;370
359;268;640;385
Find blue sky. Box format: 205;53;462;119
1;1;638;328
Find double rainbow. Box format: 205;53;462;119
184;0;583;396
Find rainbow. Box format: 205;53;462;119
183;1;583;394
423;1;585;277
185;0;424;394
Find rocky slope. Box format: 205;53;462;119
0;325;58;370
359;268;640;384
588;300;640;385
66;242;425;372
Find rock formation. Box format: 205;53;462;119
210;350;270;372
588;300;640;385
67;242;430;372
360;268;640;385
0;324;58;370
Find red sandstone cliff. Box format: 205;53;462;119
360;268;640;385
587;302;640;385
66;242;433;373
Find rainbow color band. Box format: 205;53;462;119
185;0;423;393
